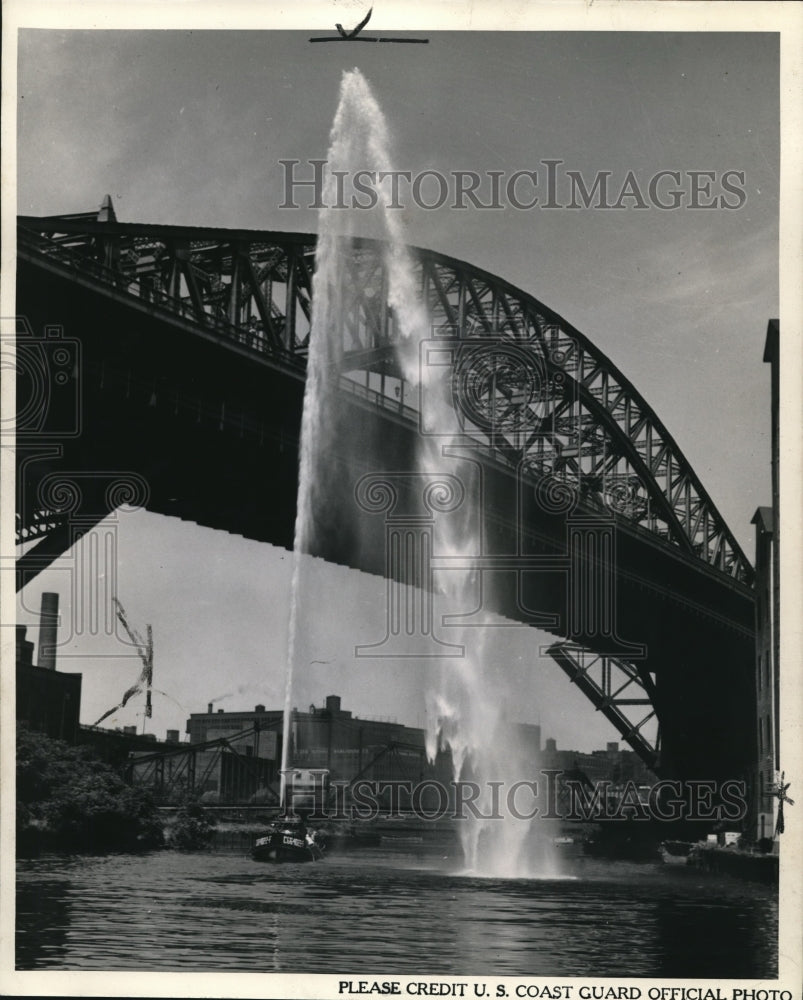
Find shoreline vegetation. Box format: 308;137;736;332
16;728;217;855
15;730;779;884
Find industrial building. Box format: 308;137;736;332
173;701;282;802
541;737;656;787
748;319;781;843
288;695;428;782
181;695;432;802
16;592;82;744
179;695;656;808
751;506;778;841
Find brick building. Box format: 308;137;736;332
16;595;82;745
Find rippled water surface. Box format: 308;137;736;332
17;842;777;976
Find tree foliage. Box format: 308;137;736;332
17;727;164;854
168;799;217;851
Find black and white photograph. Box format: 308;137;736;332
2;2;801;996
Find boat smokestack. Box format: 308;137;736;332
37;592;59;671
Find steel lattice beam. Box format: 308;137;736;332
16;207;753;587
547;641;661;772
126;724;279;802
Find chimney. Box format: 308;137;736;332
208;702;213;714
325;694;341;715
37;592;59;670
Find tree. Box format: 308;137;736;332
168;799;217;851
17;727;163;854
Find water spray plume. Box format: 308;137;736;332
281;67;424;808
281;68;558;877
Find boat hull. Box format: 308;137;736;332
252;827;324;863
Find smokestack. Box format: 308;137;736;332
37;592;59;671
208;702;213;714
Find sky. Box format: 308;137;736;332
14;28;780;751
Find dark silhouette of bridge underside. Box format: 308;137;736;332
15;204;756;784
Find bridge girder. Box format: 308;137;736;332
14;205;758;782
17;208;753;588
547;642;661;772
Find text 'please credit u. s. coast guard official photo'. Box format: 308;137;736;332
1;1;801;998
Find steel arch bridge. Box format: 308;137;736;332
14;200;756;781
17;202;752;584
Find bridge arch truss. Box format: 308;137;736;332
17;207;756;775
18;207;753;589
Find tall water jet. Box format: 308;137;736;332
283;68;558;878
281;68;428;804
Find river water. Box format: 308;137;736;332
16;838;777;977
